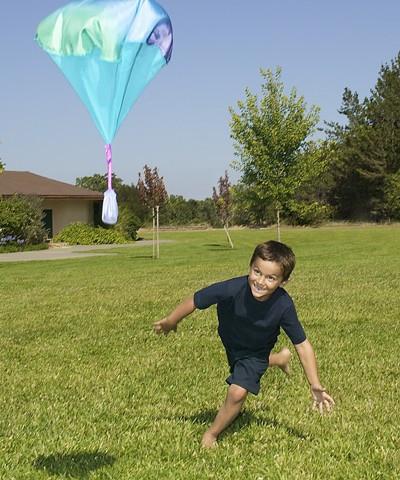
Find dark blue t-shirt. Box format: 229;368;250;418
194;276;306;362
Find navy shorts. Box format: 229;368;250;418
226;357;268;395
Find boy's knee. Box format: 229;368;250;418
228;384;248;404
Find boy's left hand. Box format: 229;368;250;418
311;385;335;414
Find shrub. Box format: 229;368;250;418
114;206;141;240
54;222;128;245
0;195;47;245
285;201;333;226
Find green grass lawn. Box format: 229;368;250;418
1;225;399;479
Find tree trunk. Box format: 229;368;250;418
224;223;234;249
156;205;160;259
276;208;281;242
152;207;156;259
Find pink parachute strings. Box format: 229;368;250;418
105;144;112;190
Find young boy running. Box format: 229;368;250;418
154;240;334;447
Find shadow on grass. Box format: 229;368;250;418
32;451;116;479
181;409;310;440
234;410;310;440
203;243;232;251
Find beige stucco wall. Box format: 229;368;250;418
41;199;96;236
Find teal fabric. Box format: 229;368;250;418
49;43;166;143
36;0;172;143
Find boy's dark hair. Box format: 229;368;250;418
250;240;296;281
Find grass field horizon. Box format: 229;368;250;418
1;225;399;479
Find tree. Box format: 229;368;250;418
137;165;168;258
0;195;47;246
325;88;387;219
325;52;400;221
383;171;400;220
162;195;191;225
196;198;219;226
368;53;400;175
212;171;234;248
76;173;123;193
229;67;322;239
161;196;218;226
117;183;148;222
231;182;275;226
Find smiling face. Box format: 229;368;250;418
248;257;286;302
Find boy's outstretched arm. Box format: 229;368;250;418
153;296;196;335
294;339;335;413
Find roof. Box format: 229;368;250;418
0;171;103;200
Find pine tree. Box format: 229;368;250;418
326;52;400;220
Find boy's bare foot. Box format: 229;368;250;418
278;347;292;375
201;431;218;448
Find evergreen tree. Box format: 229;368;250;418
326;53;400;220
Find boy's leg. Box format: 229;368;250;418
202;384;248;448
268;347;292;375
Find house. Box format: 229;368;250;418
0;171;103;237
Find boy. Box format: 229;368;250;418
154;240;334;448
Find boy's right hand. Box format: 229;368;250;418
311;385;335;414
153;317;177;335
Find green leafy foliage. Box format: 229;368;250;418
76;173;123;193
117;184;148;222
114;206;141;240
161;195;218;226
54;222;127;245
231;183;276;226
230;67;324;225
0;195;47;246
285;201;333;226
383;171;400;220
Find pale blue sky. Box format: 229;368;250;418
1;1;399;198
